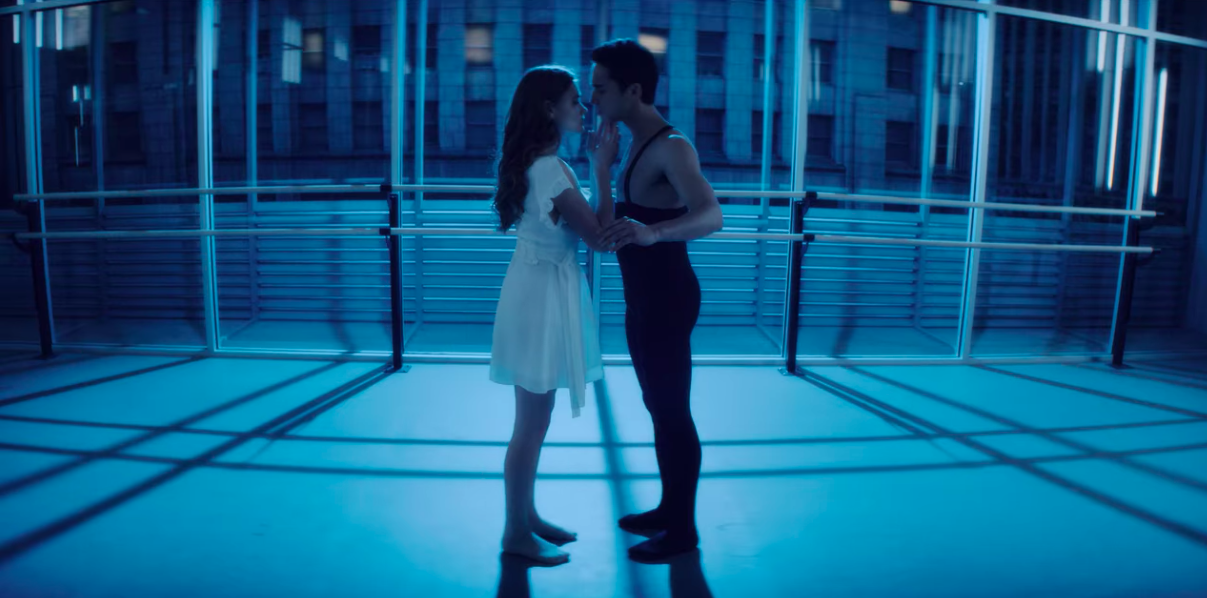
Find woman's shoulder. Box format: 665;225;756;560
528;153;562;170
528;154;571;179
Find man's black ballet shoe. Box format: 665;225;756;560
627;530;700;564
618;512;667;538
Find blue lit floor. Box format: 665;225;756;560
0;352;1205;597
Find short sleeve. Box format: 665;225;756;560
531;157;575;229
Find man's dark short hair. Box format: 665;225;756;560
591;39;659;105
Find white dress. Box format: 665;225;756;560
489;155;604;418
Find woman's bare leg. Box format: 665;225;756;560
501;386;569;564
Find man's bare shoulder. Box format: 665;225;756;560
654;133;699;168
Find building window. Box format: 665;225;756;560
524;24;552;70
298;102;328;152
885;120;915;169
466;101;496;150
106;111;143;161
303;28;324;72
887;47;915;91
935;124;971;172
425;101;439;148
752;110;764;157
427;24;438;69
639;28;669;75
110;41;137;85
581;25;595;67
352;25;380;71
353;101;382;151
754;34;767;80
257;103;272;154
697;31;725;77
62;113;93;165
755;110;784;160
465;24;493;66
808;115;835;160
812;40;835;85
695;109;724;158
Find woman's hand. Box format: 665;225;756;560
589;119;619;166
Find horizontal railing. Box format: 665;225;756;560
14;185;1159;219
11;227;1154;254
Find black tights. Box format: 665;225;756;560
625;304;701;532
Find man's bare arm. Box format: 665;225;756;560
647;136;724;242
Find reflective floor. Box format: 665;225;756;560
0;352;1205;597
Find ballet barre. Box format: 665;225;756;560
14;185;1158;219
11;227;1155;254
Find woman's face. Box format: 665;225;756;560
551;83;587;134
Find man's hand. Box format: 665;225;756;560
600;217;659;249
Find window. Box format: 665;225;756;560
106;111;143;161
754;34;765;80
581;25;595;67
524;24;552;70
298;102;327;151
257;29;272;74
110;41;137;85
466;101;496;150
808;115;835;160
62;113;93;165
353;101;382;151
754;110;784;160
695;109;724;158
697;31;725;77
257;103;272;154
352;25;380;71
427;24;437;69
887;47;915;91
885;120;915;169
935;124;971;172
303;28;324;72
752;110;764;157
465;24;493;66
424;101;439;148
639;28;669;75
812;40;835;85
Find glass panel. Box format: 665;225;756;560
995;0;1138;26
397;0;598;355
1156;0;1207;42
589;0;795;358
797;0;978;358
212;0;396;353
27;2;204;348
1126;41;1207;353
1;19;34;344
38;1;199;193
974;17;1137;356
46;196;206;348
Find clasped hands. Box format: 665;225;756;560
598;217;659;253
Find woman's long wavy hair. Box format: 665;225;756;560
493;66;577;232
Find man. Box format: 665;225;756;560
588;39;724;563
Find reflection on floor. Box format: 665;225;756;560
0;351;1205;597
5;317;1206;358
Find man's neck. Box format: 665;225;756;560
622;106;669;145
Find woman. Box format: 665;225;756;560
488;65;622;565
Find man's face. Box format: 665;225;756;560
590;64;627;121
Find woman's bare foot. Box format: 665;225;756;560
502;530;570;566
531;516;577;545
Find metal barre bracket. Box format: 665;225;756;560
380;183;392;194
